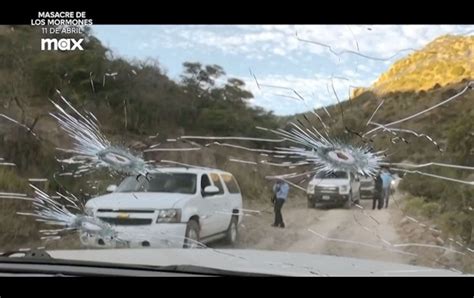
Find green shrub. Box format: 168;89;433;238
403;195;425;216
420;202;442;219
0;168;39;250
0;167;28;191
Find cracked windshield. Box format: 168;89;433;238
1;24;473;276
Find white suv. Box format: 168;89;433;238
306;171;361;209
81;167;243;248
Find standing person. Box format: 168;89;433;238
271;179;289;228
380;167;393;208
373;172;383;210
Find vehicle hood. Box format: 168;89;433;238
86;192;192;210
48;249;464;276
308;178;348;187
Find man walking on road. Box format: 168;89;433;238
373;172;384;210
272;179;289;228
380;167;393;208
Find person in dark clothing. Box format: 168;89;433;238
271;179;289;228
373;172;384;210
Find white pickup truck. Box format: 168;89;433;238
82;167;243;248
306;171;361;208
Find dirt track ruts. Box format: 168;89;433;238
215;192;415;266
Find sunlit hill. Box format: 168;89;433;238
354;34;474;96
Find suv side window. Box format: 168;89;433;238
201;174;211;194
210;173;224;195
221;174;241;194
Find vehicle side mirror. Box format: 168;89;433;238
203;185;219;196
106;185;117;192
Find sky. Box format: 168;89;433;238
91;25;473;116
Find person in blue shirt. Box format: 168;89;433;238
380;167;393;208
272;179;289;228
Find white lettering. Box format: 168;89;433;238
41;38;84;51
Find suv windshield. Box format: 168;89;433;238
315;171;348;179
1;23;472;277
116;173;197;194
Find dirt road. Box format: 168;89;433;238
222;192;417;266
219;191;472;273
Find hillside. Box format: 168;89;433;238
351;34;473;98
304;44;474;245
0;25;280;173
0;26;281;248
285;34;474;248
374;34;474;94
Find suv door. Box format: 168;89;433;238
220;173;242;223
210;173;231;232
198;173;221;237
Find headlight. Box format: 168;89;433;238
391;180;396;186
339;186;349;193
307;185;315;194
85;206;94;216
156;209;181;223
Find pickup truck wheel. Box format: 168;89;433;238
183;220;201;249
225;216;238;245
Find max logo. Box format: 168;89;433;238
41;38;84;51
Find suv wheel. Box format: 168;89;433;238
183;219;201;248
225;216;238;245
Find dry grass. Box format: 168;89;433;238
397;194;474;273
0;168;41;251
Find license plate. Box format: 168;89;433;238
322;195;330;200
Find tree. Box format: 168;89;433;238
222;78;253;103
